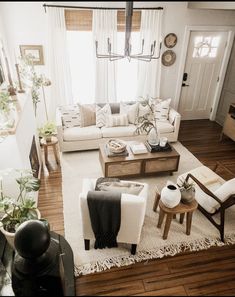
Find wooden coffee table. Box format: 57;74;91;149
99;141;180;178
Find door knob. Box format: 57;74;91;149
182;83;190;87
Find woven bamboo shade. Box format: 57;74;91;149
65;9;141;31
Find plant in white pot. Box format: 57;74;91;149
0;169;41;248
38;122;57;142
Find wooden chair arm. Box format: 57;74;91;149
186;173;222;205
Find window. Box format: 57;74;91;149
193;36;220;58
65;10;141;103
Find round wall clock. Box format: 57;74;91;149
162;50;176;66
164;33;177;48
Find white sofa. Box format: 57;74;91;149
56;102;181;152
79;178;149;254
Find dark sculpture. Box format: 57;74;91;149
12;220;75;296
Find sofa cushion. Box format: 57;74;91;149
138;103;151;118
63;125;102;141
156;121;174;134
106;114;129;127
151;98;171;122
59;105;81;128
96;104;111;128
79;104;96;127
120;102;139;124
101;124;136;138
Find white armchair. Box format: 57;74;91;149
79;178;149;254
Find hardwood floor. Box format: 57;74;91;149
38;120;235;296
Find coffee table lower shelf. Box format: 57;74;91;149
99;142;180;178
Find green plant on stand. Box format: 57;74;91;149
38;122;57;142
0;169;42;248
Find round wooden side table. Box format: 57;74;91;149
157;199;198;240
40;136;60;166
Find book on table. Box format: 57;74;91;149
129;143;148;154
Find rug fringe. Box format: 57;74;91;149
74;233;235;276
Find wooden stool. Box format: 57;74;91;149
153;189;198;240
40;136;60;166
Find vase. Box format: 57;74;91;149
148;127;159;146
0;208;41;249
161;182;181;208
181;187;195;204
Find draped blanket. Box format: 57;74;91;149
87;191;121;249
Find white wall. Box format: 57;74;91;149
1;1;235;110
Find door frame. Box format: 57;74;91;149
175;25;235;120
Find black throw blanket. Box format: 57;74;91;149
87;190;121;249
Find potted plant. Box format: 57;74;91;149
38;122;57;142
135;98;160;145
177;176;195;204
0;169;41;248
0;91;15;129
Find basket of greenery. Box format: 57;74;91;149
38;122;57;142
135;97;160;145
0;169;41;248
177;176;195;204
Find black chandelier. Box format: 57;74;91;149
95;2;162;62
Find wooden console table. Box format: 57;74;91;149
220;103;235;141
99;142;180;178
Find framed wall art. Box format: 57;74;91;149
164;33;177;48
20;45;44;65
162;50;176;66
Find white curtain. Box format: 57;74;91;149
47;8;73;119
92;10;117;103
136;10;163;99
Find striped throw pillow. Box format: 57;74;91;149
151;98;171;122
60;105;81;128
79;104;96;127
106;114;129;127
96;104;111;128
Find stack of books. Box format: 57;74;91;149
129;143;148;155
145;141;172;153
105;144;129;157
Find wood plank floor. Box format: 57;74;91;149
38;120;235;296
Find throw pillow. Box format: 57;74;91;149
151;98;171;122
120;102;139;124
106;114;129;127
60;105;80;128
96;104;111;128
79;104;96;127
138;103;151;118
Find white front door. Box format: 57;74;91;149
179;31;228;120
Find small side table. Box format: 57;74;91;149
40;136;60;166
153;190;198;240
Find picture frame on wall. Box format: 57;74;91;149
20;45;44;65
0;40;7;88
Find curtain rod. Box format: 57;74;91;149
43;3;163;12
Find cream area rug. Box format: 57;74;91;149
61;142;235;276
